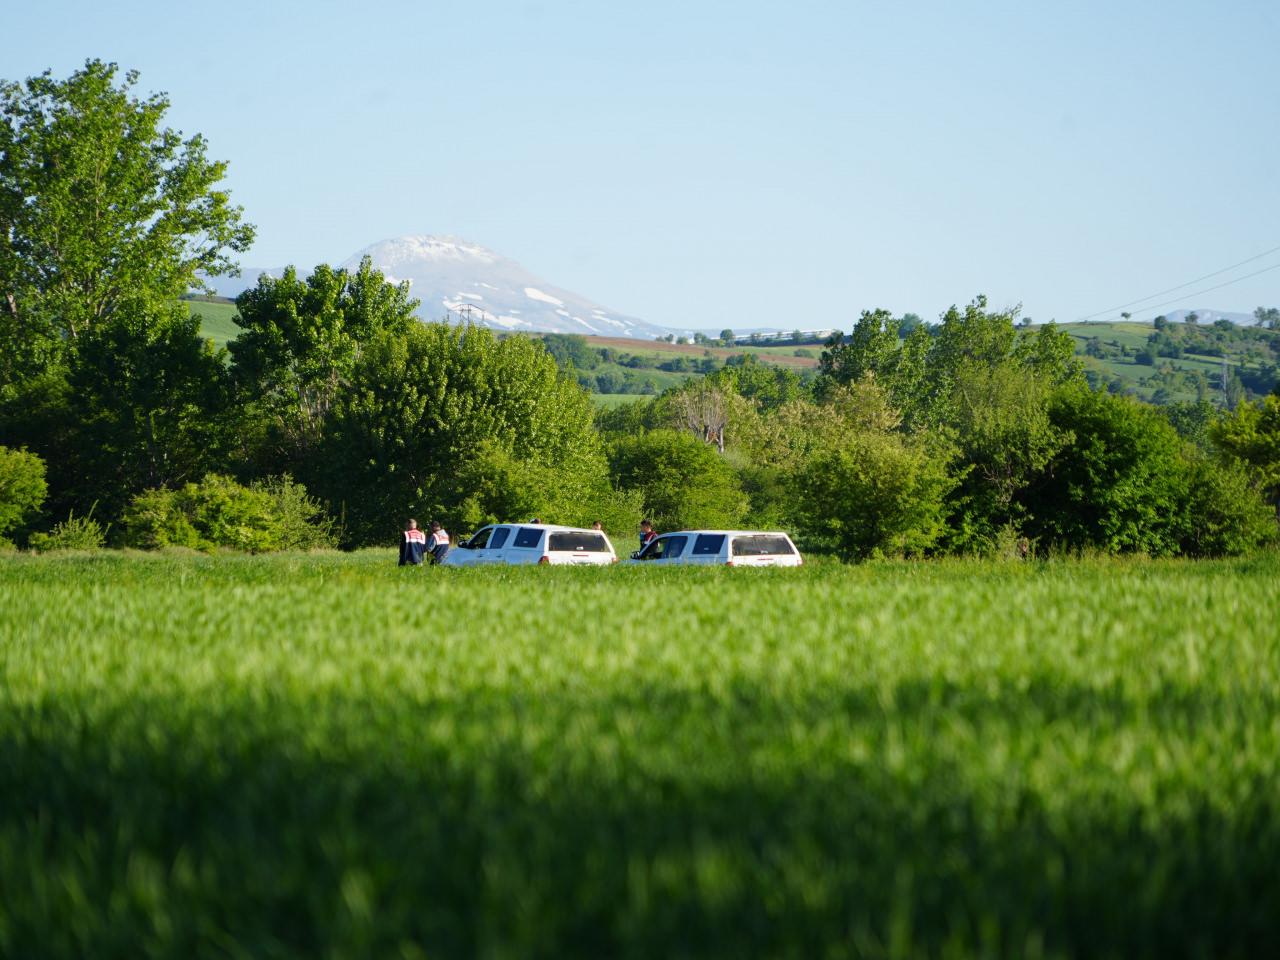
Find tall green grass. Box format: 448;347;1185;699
2;552;1278;957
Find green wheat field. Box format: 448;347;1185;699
2;551;1279;958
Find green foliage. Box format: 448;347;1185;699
320;323;603;546
0;445;47;537
1211;393;1280;506
122;474;335;552
60;306;234;519
1024;389;1191;555
9;554;1279;956
942;362;1071;552
230;259;419;471
0;59;253;381
27;510;106;553
447;441;641;537
607;429;748;531
538;334;600;371
1180;457;1277;556
796;428;954;560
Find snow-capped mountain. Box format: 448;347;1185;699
339;236;668;338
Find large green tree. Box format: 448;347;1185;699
0;60;252;524
317;323;606;545
230;259;419;473
0;59;253;378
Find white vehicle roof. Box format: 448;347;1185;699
476;522;603;532
651;530;796;538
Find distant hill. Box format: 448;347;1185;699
1059;320;1279;405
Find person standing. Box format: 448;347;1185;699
399;519;428;566
639;518;658;551
429;521;451;564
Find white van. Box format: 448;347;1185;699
628;530;803;567
444;523;617;566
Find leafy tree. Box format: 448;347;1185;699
447;441;641;536
1023;389;1191;555
230;260;418;472
1153;315;1168;330
319;323;603;545
719;329;735;345
1180;457;1277;556
943;362;1071;552
58;306;233;520
796;428;954;560
897;313;924;336
1211;393;1280;508
0;59;253;379
0;445;46;543
1255;306;1280;330
607;429;747;532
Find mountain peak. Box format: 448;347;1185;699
338;235;668;338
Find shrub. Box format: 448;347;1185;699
1024;389;1190;555
123;474;336;552
796;430;955;560
0;446;47;539
251;476;339;550
607;429;748;532
28;511;107;553
1179;457;1278;556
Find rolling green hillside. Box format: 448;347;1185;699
1057;321;1279;405
185;298;242;349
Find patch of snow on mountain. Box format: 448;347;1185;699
525;287;565;307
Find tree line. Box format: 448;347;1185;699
2;60;1278;557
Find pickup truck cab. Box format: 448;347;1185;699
444;523;617;566
628;530;802;567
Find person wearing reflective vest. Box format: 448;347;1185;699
429;521;451;564
399;519;428;565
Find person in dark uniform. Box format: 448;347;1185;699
428;521;451;564
399;519;428;566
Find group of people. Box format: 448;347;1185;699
398;519;451;566
398;516;661;565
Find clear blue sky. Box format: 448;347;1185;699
10;0;1280;329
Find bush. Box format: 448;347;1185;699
1180;457;1277;556
607;430;747;532
123;474;336;552
0;446;47;539
796;430;955;560
1024;389;1190;555
28;511;107;553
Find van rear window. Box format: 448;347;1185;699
731;535;795;556
548;532;611;553
512;527;544;548
692;534;726;555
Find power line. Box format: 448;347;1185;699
1077;242;1280;321
1123;261;1280;319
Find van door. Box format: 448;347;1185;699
638;534;688;564
484;525;512;564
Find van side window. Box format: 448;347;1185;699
692;534;726;555
646;535;687;559
469;527;493;549
513;527;543;549
489;527;511;550
732;535;795;556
